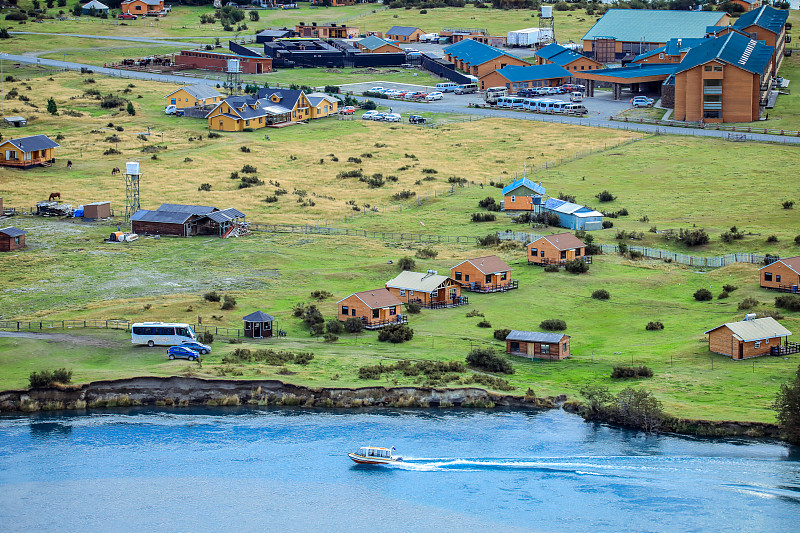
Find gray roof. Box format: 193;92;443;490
130;209;193;224
82;0;109;9
243;311;274;322
122;0;162;4
385;270;453;292
165;84;223;101
506;330;567;343
386;26;422;37
206;207;246;223
705;317;792;342
0;226;26;238
257;29;292;38
1;134;59;152
157;203;217;215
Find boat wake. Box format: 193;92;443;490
386;457;627;477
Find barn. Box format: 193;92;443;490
506;330;571;360
759;256;800;292
130;204;245;237
705;316;792;359
337;289;407;329
450;255;517;293
527;233;589;267
0;226;26;252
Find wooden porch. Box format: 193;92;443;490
770;283;800;293
528;256;592;267
409;296;469;309
0;157;55;169
771;341;800;356
362;315;409;330
463;280;519;294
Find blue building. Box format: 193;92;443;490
542;198;604;231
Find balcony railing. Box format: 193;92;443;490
462;279;519;293
528;256;592;266
703;102;723;110
703;86;723;95
361;315;408;330
408;296;469;309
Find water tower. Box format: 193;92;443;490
226;58;242;94
124;161;141;223
539;5;555;44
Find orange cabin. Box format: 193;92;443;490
527;233;587;266
337;289;406;329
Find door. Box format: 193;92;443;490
254;323;261;338
738;341;743;359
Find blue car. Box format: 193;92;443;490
180;341;212;355
167;345;200;361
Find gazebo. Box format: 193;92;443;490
242;311;274;338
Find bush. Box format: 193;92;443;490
6;11;28;21
783;200;795;209
263;195;278;203
477;233;501;247
539;319;566;331
722;284;738;293
477;319;492;328
221;294;237;310
100;94;126;109
564;259;589;274
29;368;72;388
493;328;511;341
378;324;414;343
198;183;212;191
392;190;416;201
405;302;421;314
645;321;664;331
344;317;364;333
241;164;257;173
398;256;416;270
415;247;437;259
203;290;221;302
466;348;513;374
767;235;779;243
126;101;135;116
471;213;496;222
596;190;616;202
679;228;709;247
197;331;214;345
693;289;713;301
310;290;333;300
611;366;654;379
602;220;614;229
592;289;610;300
718;291;729;299
773;363;800;444
323;333;339;343
775;295;800;312
544;264;559;273
325;320;343;334
738;297;760;310
46;97;57;115
295;352;314;365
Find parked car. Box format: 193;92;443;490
570;91;583;102
340;106;356;115
409;115;427;124
631;96;655;108
405;91;427;100
516;88;536;98
118;13;137;19
167;345;200;361
372;112;388;121
361;110;380;120
425;92;443;101
180;341;212;355
384;113;402;122
369;86;387;94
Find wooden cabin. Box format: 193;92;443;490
0;134;59;169
506;330;570;360
337;289;406;329
257;89;314;122
534;43;604;73
704;317;792;359
121;0;165;15
385;271;467;309
243;311;274;338
206;96;292;131
164;85;223;109
527;233;589;266
356;36;404;54
479;64;570;93
501;178;546;212
759;257;800;292
450;255;517;293
306;93;339;119
385;26;425;43
130;204;245;237
0;226;26;252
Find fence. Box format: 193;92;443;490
0;319;249;339
608;114;800;138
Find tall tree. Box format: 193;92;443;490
774;364;800;444
47;97;58;115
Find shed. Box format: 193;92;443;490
0;226;26;252
759;257;800;292
3;116;27;127
505;330;570;360
542;198;604;231
501;177;545;211
704;317;792;359
83;201;111;219
385;26;425;43
243;311;274;338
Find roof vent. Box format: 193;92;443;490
427;269;438;275
743;313;757;321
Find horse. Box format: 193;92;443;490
66;160;72;169
111;167;120;175
48;192;61;201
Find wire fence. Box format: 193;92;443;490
0;319;252;339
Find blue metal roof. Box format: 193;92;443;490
533;43;588;67
358;36;396;50
676;32;773;76
502;178;546;196
443;38;525;66
587;63;678;79
493;64;570;82
543;198;602;217
582;9;726;43
633;37;707;62
386;26;421;37
733;5;789;35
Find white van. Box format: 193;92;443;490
484;86;508;104
550;101;569;114
534;99;558;113
570;91;583;102
563;103;588;115
454;83;478;94
436;82;459;93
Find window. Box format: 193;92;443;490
581;65;585;70
563;342;568;353
219;121;223;128
409;290;414;296
713;66;723;72
449;288;458;300
530;247;538;256
500;272;507;281
463;276;468;282
705;65;713;71
755;341;761;348
776;275;782;283
389;306;397;316
659;53;664;59
766;338;770;344
764;272;773;282
540;344;550;355
560;250;567;259
540;250;545;258
399;289;406;297
351;308;356;316
14;237;20;245
511;195;515;203
455;272;462;281
372;309;379;319
485;274;492;284
341;306;349;315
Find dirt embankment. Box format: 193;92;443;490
0;376;553;412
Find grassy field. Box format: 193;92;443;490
0;216;797;424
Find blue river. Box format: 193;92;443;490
0;407;797;532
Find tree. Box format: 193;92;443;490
249;10;259;21
72;3;82;16
774;364;800;444
46;97;58;115
126;101;135;115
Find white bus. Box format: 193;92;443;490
484;86;508;104
131;322;196;347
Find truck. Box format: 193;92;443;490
420;32;439;43
506;27;554;47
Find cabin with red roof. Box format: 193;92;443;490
760;256;800;292
450;255;518;293
527;233;590;266
337;289;407;329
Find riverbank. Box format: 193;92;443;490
0;377;785;442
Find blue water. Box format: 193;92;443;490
0;408;798;532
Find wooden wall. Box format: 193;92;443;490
760;262;800;290
0;234;25;252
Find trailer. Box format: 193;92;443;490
506;28;554;47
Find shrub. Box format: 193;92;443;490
405;302;421;314
378;324;414;343
466;348;513;374
197;331;214;345
208;132;222;139
126;101;135;116
325;319;343;334
358;366;382;380
767;235;779;243
693;289;713;301
263;195;278;203
310;290;333;300
611;366;654;379
344;317;364;333
241;164;257;173
46;97;57;115
295;352;314;365
471;213;496;222
323;333;339;343
679;228;710;247
347;156;362;164
738;297;760;310
477;233;501;247
301;305;324;327
6;11;28;21
544;264;559;273
564;259;589;274
718;291;729;299
540;319;566;331
198;183;212;192
602;220;614;229
100;94;126;109
415;247;437;259
203;290;221;302
221;294;237;310
485;329;511;344
720;226;745;243
29;368;72;388
421;168;437;174
398;256;416;270
477;319;492;328
722;284;738;293
596;190;616;202
392;190;416;201
782;200;794;209
775;295;800;312
645;321;664;331
103;148;121;156
592;289;610;300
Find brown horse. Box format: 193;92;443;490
48;192;61;201
111;167;121;175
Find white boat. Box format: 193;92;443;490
347;446;403;465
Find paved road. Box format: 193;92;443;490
3;53;798;145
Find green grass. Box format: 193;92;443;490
615;107;667;121
0;217;797;423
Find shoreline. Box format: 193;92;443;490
0;376;785;442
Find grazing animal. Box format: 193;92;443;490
66;160;72;169
111;167;120;175
48;192;61;201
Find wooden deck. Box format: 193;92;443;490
410;296;469;309
771;342;800;356
528;256;592;267
462;280;519;293
0;157;55;169
362;315;409;330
